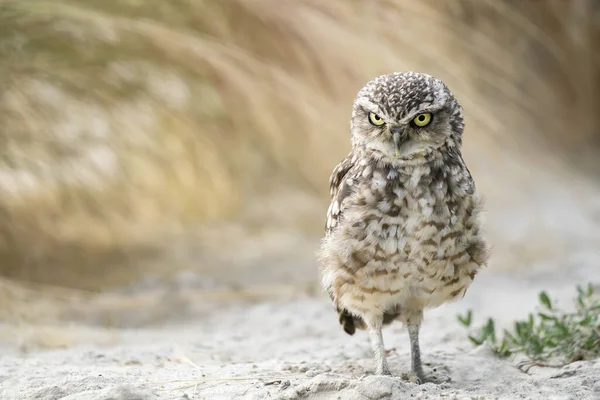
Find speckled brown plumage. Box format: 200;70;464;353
317;72;490;382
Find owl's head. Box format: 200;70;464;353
350;72;464;163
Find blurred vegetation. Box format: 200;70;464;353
0;0;598;290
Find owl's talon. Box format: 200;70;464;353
401;371;427;384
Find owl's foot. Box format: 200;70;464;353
375;365;392;376
401;370;450;385
401;370;427;384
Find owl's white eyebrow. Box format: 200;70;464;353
361;106;385;118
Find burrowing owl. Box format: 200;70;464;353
318;72;489;383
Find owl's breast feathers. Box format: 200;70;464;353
319;148;490;334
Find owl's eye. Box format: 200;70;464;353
368;112;385;126
412;113;432;127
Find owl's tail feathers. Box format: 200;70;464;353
337;308;399;335
337;309;366;335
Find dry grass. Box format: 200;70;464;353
0;0;598;290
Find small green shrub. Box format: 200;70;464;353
457;283;600;366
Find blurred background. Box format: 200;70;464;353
1;0;599;348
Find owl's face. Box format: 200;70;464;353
350;72;464;162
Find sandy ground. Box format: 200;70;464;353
1;259;599;400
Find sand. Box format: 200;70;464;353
1;258;599;400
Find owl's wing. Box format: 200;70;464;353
325;153;356;236
324;153;363;335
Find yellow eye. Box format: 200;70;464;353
368;112;385;126
412;113;432;127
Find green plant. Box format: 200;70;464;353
457;283;600;366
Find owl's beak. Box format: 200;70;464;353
391;126;406;155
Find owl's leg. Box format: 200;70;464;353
399;309;426;383
367;316;390;375
407;322;426;383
